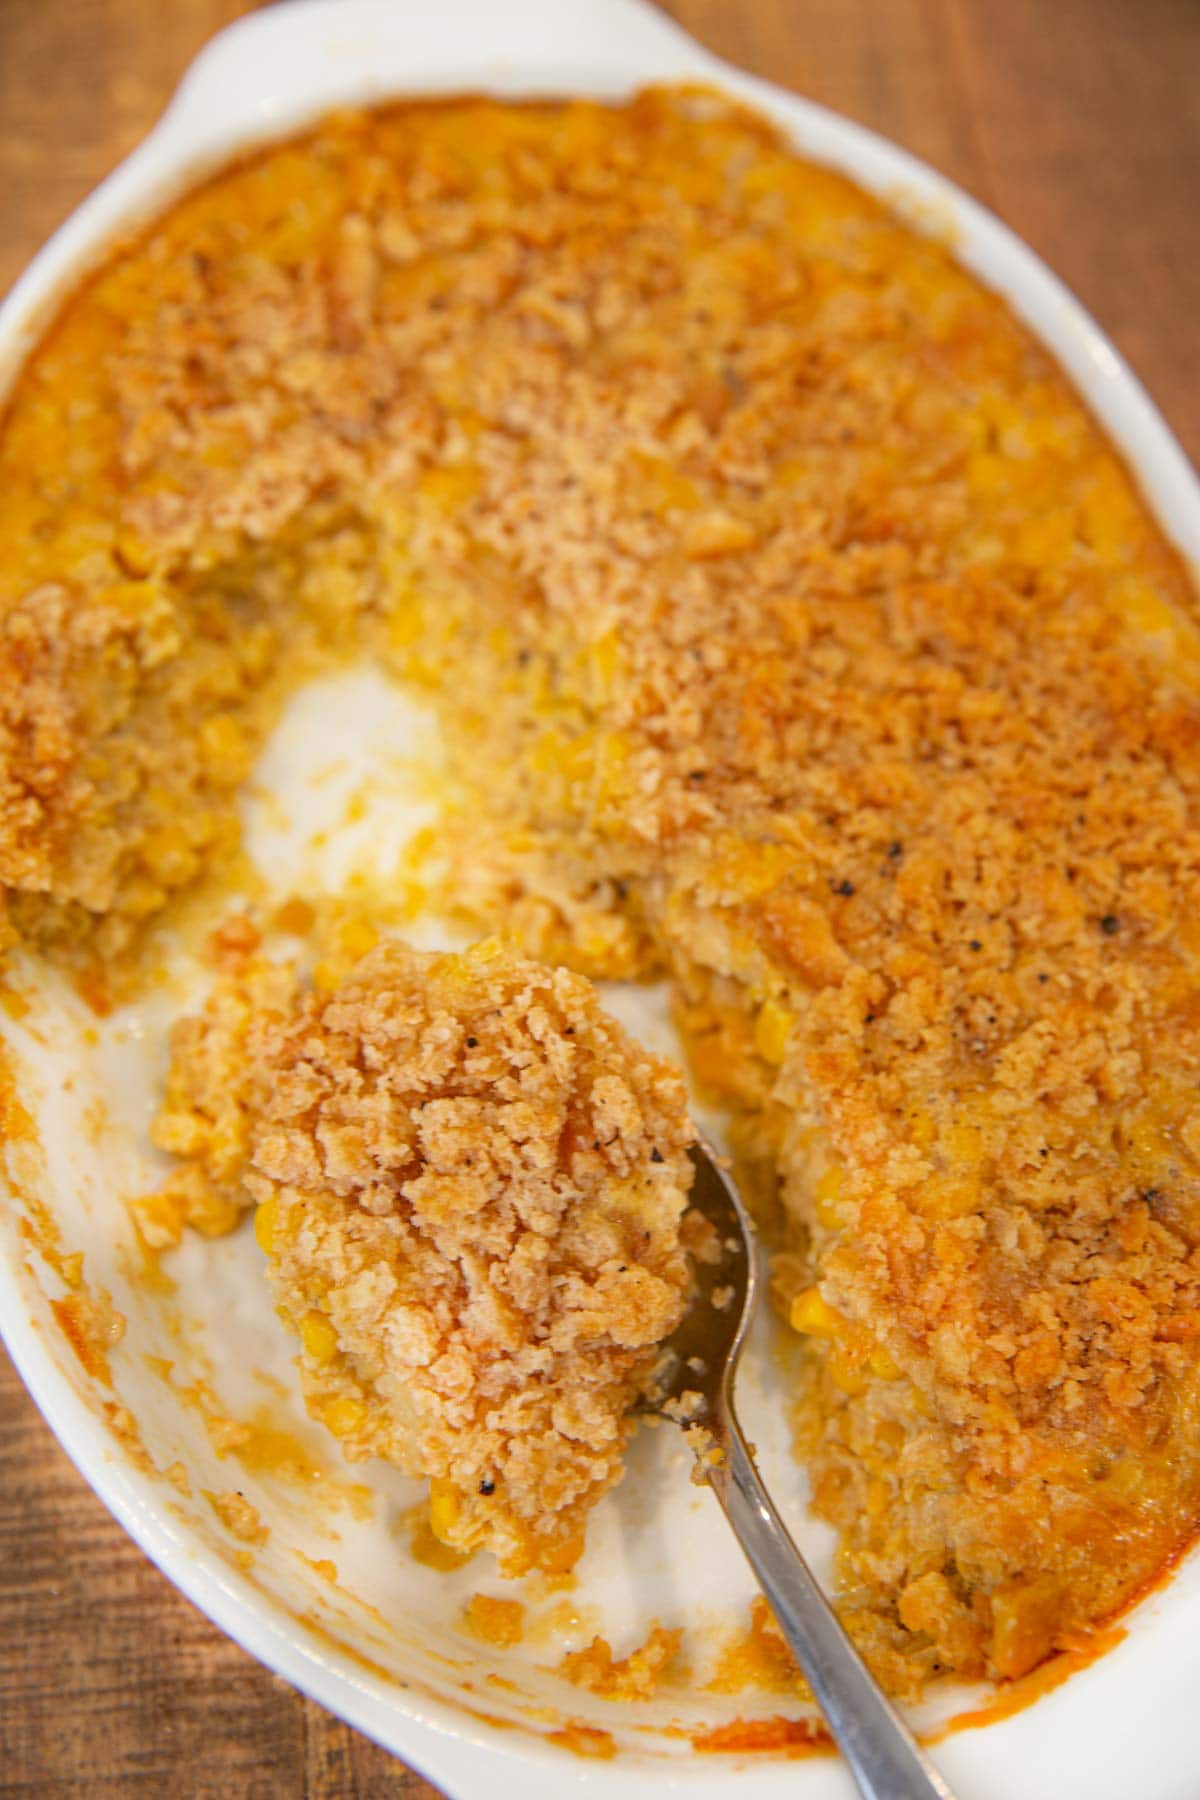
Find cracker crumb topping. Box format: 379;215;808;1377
156;938;693;1573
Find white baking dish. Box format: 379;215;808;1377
2;3;1198;1797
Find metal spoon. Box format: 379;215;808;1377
646;1141;957;1800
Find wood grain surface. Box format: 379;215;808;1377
1;1;1197;1793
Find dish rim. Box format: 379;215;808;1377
2;2;1199;1796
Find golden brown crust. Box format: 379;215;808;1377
4;87;1200;1681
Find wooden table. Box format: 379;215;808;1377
1;1;1197;1792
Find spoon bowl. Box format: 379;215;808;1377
642;1141;758;1436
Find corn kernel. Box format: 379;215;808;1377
754;997;795;1066
300;1309;339;1365
789;1286;844;1338
429;1476;461;1542
337;916;379;962
813;1164;843;1229
827;1343;869;1395
869;1343;901;1381
141;825;198;887
321;1395;366;1438
254;1196;281;1255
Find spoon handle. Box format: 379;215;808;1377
708;1415;957;1800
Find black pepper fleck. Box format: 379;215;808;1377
969;939;982;952
478;1479;495;1496
888;840;903;859
834;879;855;897
1100;914;1120;936
465;1036;478;1048
650;1147;664;1164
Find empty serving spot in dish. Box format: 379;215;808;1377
151;935;694;1573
